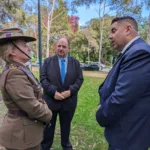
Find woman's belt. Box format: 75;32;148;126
8;110;46;125
8;110;28;117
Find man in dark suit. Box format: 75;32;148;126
40;37;84;150
96;16;150;150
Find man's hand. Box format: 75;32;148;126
54;91;64;100
98;104;101;110
61;90;71;99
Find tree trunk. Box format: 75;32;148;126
46;14;51;58
88;41;90;63
98;0;106;70
46;0;56;58
148;13;150;45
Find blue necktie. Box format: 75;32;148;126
61;59;66;84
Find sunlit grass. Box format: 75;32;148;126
69;76;107;150
33;72;108;149
0;72;108;150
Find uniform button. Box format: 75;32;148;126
35;120;37;123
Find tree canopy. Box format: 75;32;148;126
0;0;149;65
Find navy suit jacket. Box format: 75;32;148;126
96;38;150;150
40;55;83;111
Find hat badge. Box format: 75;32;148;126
5;33;12;37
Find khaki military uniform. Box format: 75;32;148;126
0;62;52;150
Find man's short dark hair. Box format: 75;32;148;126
111;16;138;31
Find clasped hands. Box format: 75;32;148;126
54;90;71;100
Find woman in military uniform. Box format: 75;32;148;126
0;28;52;150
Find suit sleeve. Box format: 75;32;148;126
69;60;84;95
6;69;52;123
96;50;150;127
40;58;57;96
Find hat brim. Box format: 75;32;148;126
0;36;36;44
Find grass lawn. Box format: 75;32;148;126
1;72;150;150
1;72;108;150
69;76;107;150
34;72;107;150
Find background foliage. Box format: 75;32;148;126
0;0;149;65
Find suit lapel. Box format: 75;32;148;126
112;38;143;69
100;38;143;89
64;56;72;84
54;55;62;84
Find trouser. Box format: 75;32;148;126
41;110;75;150
108;145;121;150
6;144;40;150
108;145;148;150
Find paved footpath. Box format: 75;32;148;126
83;71;107;78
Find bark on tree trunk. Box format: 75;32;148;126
148;13;150;45
46;0;56;58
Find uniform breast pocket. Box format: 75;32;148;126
22;117;44;145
